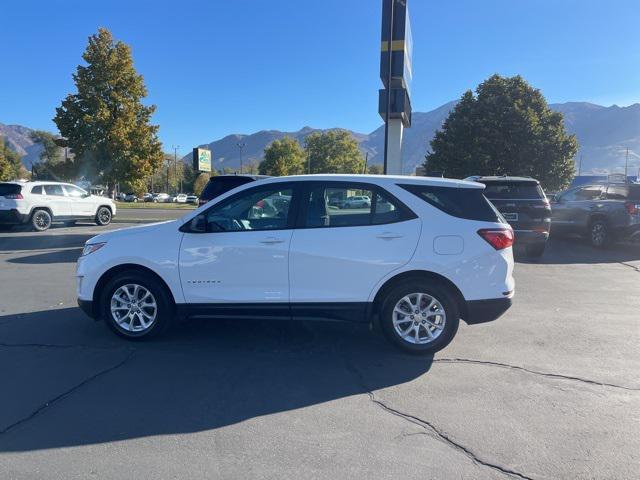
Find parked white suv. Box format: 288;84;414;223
0;181;116;231
76;175;514;354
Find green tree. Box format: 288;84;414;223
259;137;305;176
193;172;210;196
424;74;578;190
53;27;163;191
0;138;23;181
367;164;383;175
29;130;71;180
305;130;364;174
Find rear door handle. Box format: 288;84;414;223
260;237;285;245
376;232;404;240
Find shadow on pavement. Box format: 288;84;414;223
0;232;96;252
516;237;640;265
0;307;432;452
7;248;82;264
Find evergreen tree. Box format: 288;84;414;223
424;74;578;190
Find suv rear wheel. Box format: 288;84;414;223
380;281;459;354
31;209;52;231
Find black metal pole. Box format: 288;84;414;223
383;0;395;175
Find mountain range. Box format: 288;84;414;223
3;101;639;175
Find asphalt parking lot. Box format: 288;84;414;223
1;218;639;479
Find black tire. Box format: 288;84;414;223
380;280;460;355
526;242;546;258
31;209;52;231
589;219;610;248
100;270;174;340
95;206;112;226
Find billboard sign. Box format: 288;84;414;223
193;147;212;172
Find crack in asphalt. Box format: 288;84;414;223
0;349;135;435
344;357;535;480
434;358;640;391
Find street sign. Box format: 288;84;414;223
192;147;212;172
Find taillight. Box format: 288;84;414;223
477;228;514;250
625;202;640;215
4;193;23;199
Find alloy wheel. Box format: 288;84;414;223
392;292;446;345
110;284;158;332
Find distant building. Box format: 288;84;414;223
570;174;638;188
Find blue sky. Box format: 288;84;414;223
1;0;638;156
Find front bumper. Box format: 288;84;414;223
0;209;29;225
78;298;98;319
464;297;512;325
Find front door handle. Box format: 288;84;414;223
377;232;404;240
260;237;285;245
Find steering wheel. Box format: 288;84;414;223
231;218;245;230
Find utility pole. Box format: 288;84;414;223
236;142;246;174
307;149;311;174
363;152;369;174
625;148;629;178
172;145;180;193
578;154;582;176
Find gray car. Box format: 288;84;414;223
551;182;640;247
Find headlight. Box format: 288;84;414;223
82;242;106;256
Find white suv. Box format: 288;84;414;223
0;181;116;231
76;175;514;354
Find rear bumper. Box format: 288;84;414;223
464;297;512;325
513;229;549;245
0;209;29;225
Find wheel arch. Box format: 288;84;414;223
92;263;176;319
370;270;468;325
29;205;53;218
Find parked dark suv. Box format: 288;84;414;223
198;174;270;207
472;176;551;257
551;182;640;247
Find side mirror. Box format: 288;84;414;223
83;193;91;198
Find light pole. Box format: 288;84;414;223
236;142;246;174
172;145;180;193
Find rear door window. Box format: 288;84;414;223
628;186;640;201
400;184;504;222
44;184;65;196
303;183;415;228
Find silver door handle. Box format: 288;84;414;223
377;232;403;240
260;237;285;244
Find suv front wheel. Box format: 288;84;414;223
589;219;610;248
101;270;173;339
95;206;112;226
380;281;460;354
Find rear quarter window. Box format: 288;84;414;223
627;186;640;201
0;183;21;196
400;184;504;222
